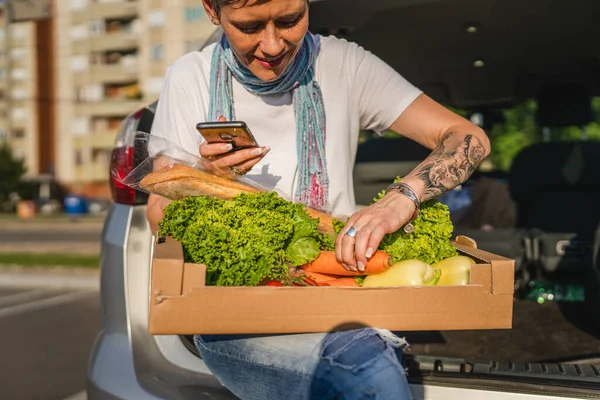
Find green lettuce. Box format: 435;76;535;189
158;192;333;287
378;200;458;264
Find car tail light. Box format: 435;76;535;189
110;146;136;204
109;108;149;205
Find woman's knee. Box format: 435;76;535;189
310;329;412;400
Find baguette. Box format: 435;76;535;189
140;163;335;234
140;163;260;198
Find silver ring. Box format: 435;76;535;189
345;227;358;238
230;165;247;176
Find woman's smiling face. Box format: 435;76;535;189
204;0;309;82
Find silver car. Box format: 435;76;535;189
87;1;600;399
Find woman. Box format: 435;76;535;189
147;0;490;398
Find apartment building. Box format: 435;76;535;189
0;3;7;146
55;0;216;198
0;2;41;177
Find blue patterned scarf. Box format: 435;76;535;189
209;32;329;211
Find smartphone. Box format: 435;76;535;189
196;121;260;152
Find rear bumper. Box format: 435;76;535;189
87;331;164;400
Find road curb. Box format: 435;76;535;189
0;265;99;290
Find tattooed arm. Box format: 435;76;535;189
402;131;488;200
335;93;490;271
388;95;491;201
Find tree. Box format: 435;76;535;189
488;100;538;171
0;144;26;200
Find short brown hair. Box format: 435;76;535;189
210;0;250;14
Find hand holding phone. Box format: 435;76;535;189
196;121;260;151
197;119;270;176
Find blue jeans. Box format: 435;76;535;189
194;328;413;400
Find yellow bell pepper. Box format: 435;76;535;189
362;260;440;288
432;255;475;286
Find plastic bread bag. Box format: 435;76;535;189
110;132;278;201
110;132;335;233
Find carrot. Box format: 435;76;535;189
301;271;341;284
323;277;361;287
301;251;392;276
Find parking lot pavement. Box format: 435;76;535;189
0;283;100;400
0;218;103;255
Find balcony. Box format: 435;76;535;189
73;63;139;85
72;1;138;24
75;99;143;118
92;31;138;52
72;31;138;54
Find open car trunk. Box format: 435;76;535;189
125;0;600;398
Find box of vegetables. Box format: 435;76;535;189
144;163;515;335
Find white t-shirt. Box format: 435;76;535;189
150;35;422;220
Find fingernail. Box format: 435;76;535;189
221;144;233;151
342;263;349;270
357;261;365;272
251;148;263;156
365;248;373;259
263;146;271;154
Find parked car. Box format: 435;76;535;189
88;0;600;398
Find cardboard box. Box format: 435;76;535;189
149;237;515;335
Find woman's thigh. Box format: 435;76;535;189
194;328;412;400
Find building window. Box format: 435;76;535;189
77;84;103;102
11;68;28;81
10;48;26;61
70;55;89;72
70;24;89;41
71;117;90;136
10;25;27;40
89;19;105;36
12;129;25;139
70;0;89;11
148;9;166;28
92;148;111;164
150;44;165;62
11;88;28;100
11;108;27;121
74;150;83;166
185;6;206;23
